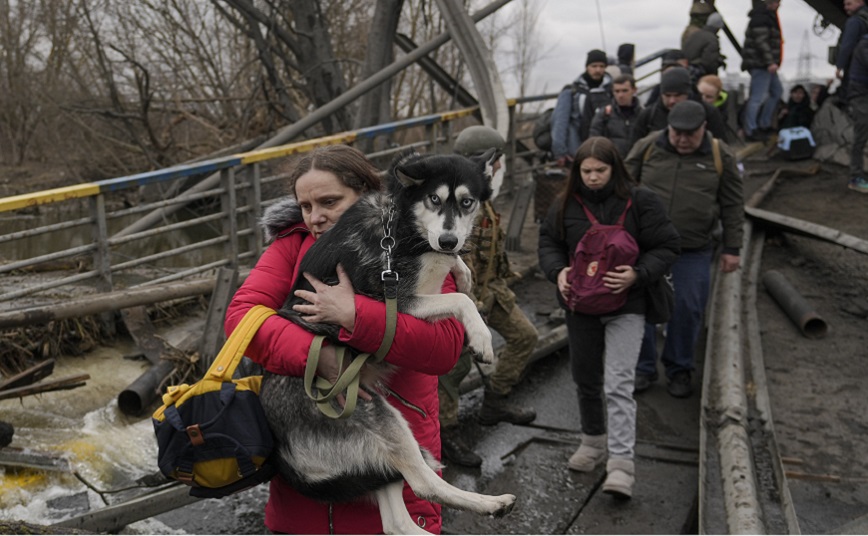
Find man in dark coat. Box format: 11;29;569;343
589;74;643;156
625;101;744;398
630;67;730;148
835;0;868;104
683;12;726;76
741;0;783;141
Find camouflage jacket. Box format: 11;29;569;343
461;201;517;314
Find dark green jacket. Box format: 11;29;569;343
625;130;744;253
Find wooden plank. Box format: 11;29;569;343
745;206;868;255
0;359;55;391
53;484;200;534
0;374;90;401
198;267;238;370
0;446;72;472
121;307;170;365
504;179;534;251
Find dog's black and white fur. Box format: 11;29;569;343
258;150;515;534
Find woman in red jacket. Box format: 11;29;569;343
224;144;465;534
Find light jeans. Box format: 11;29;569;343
744;68;783;134
566;312;644;459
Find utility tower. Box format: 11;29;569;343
795;29;813;84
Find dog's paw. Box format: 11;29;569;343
467;325;495;364
488;493;517;518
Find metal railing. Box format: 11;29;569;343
0;95;555;310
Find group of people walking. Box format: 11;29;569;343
212;2;868;534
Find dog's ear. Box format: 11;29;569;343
394;166;425;188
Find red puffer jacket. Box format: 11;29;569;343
225;221;465;535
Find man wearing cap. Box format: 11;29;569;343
683;12;727;76
625;100;744;398
630;67;729;148
741;0;783;141
438;125;540;467
550;49;614;167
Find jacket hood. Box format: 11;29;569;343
261;197;303;242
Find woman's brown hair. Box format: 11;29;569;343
285;145;382;197
555;136;637;235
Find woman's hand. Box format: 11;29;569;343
603;265;637;294
293;264;356;332
557;266;572;300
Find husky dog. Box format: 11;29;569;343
259;150;515;534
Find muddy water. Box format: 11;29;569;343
0;339;162;527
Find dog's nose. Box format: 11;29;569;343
438;234;458;251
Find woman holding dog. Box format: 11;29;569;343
538;137;680;499
225;145;465;534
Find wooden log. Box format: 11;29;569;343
0;270;248;330
53;483;200;534
0;374;90;401
0;359;55;391
0;446;72;472
745;206;868;255
121;307;171;365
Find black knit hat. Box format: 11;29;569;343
586;49;608;67
660;67;692;95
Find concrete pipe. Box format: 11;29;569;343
762;270;829;339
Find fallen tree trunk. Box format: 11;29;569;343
0;374;90;401
0;270;249;330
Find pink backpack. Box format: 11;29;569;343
565;195;639;315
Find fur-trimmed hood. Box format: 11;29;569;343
260;197;303;242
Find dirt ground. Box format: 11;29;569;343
740;153;868;533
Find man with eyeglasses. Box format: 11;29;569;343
624;100;744;399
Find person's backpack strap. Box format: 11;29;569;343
573;194;632;226
711;137;723;178
206;305;276;382
643;142;655;164
644;136;723;178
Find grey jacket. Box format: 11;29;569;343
683;25;724;74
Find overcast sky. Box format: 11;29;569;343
495;0;842;97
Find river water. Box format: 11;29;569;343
0;338;175;531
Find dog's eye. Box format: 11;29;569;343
429;194;441;205
460;198;476;209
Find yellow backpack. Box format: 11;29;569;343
152;305;276;497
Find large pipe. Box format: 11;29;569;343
117;360;176;416
762;270;829;339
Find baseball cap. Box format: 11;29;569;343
668;101;707;131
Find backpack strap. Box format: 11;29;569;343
645;136;723;178
711;137;723;177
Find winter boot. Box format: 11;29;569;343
440;426;482;468
568;433;607;472
478;390;536;426
602;457;635;499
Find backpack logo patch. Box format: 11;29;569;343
586;261;599;277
